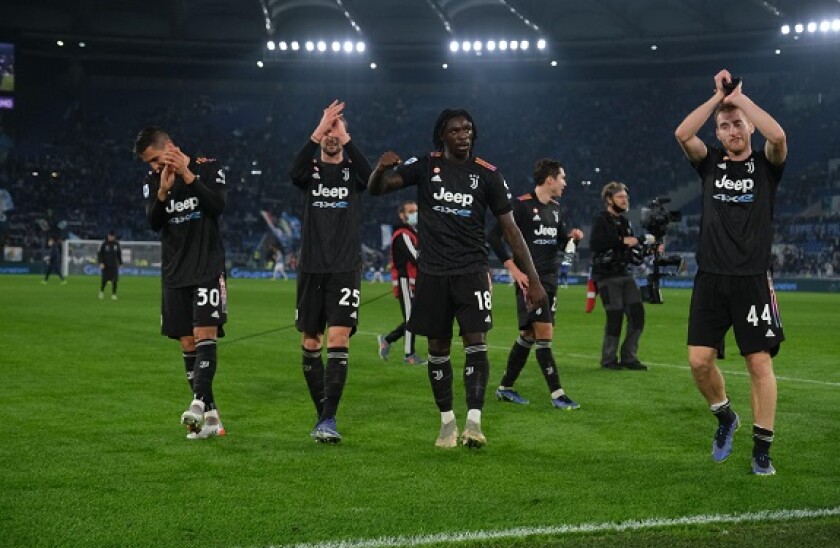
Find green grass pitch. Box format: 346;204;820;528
2;275;839;546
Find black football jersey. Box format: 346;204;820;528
488;192;569;286
289;140;372;273
97;240;122;269
693;146;784;275
144;158;227;288
396;153;512;275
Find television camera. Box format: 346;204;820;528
638;197;684;304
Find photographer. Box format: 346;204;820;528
589;182;649;371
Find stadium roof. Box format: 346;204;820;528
2;0;840;68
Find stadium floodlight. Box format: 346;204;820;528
78;42;86;48
780;24;790;35
462;40;471;52
833;19;840;31
343;41;353;53
520;40;529;50
256;61;264;68
473;40;482;51
279;41;288;51
331;41;341;52
794;23;804;33
442;63;448;69
775;49;781;55
651;44;658;51
56;40;64;47
450;40;459;52
356;41;366;52
370;62;377;69
267;40;276;50
550;60;557;66
819;20;830;32
317;41;327;52
291;41;300;51
510;40;519;50
487;40;496;51
537;38;546;50
807;22;817;32
499;40;508;51
305;40;314;51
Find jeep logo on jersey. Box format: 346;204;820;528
534;224;557;237
715;175;754;193
312;184;349;199
165;197;199;213
432;187;473;207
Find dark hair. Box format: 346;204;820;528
432;108;477;152
398;201;417;216
601;181;628;203
133;126;169;157
533;158;563;186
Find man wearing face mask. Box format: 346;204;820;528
589;181;649;371
378;200;426;365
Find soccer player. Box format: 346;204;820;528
289;100;372;443
487;158;584;409
42;237;66;284
378;200;426;365
135;126;227;440
272;247;288;281
97;230;122;300
369;108;547;449
589;182;650;371
675;69;787;475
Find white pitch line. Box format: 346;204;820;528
357;330;840;389
279;506;840;548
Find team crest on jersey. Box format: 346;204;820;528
342;167;350;181
195;157;216;164
469;174;479;189
431;174;442;182
746;157;755;174
474;157;497;171
312;172;321;180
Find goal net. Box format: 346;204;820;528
62;239;161;277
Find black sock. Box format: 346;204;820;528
500;336;533;388
428;354;453;412
193;339;217;411
101;280;107;292
320;347;348;420
711;398;737;426
112;281;118;295
464;344;489;410
535;339;562;393
182;351;196;391
753;425;774;457
301;346;325;417
385;324;405;344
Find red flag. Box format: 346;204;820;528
585;271;597;313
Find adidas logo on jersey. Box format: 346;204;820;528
765;329;775;338
717;163;727;169
431;174;442;182
211;311;220;318
350;311;357;319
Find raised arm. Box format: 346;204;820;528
724;85;787;165
675;71;734;164
498;212;547;309
368;151;406;196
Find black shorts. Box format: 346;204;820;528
688;271;785;357
102;267;119;282
408;271;493;339
296;270;361;334
161;274;228;340
515;283;556;330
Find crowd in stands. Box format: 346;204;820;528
0;66;838;278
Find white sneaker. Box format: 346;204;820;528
435;420;459;448
180;400;205;432
111;294;118;300
98;291;104;299
461;420;486;448
187;409;225;439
